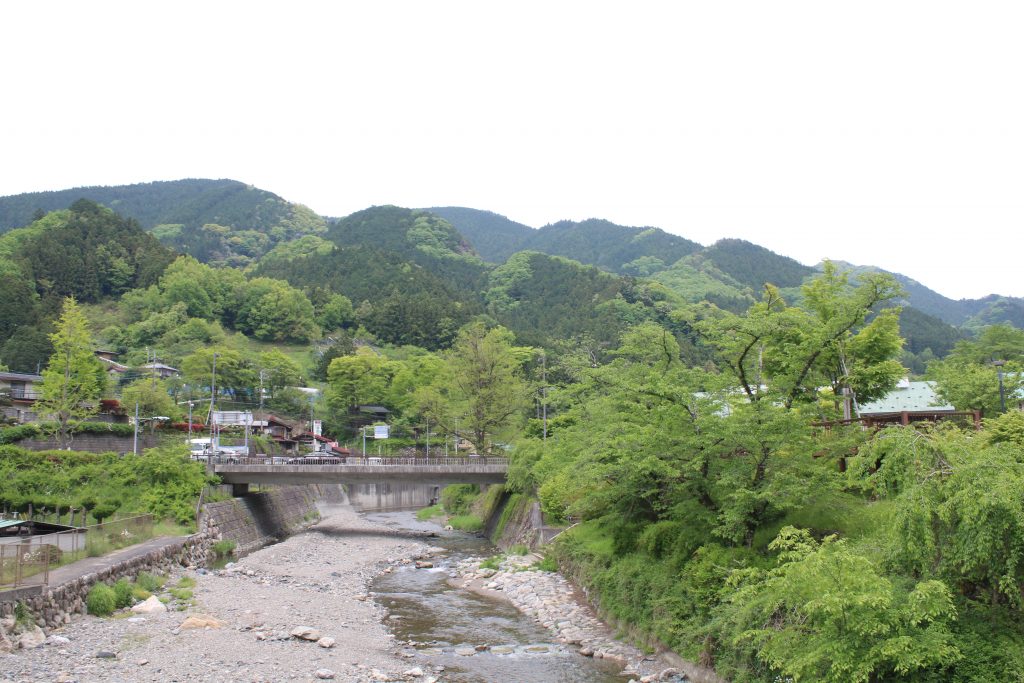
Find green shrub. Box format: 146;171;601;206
0;424;41;445
416;504;445;521
533;556;558;572
448;514;484;532
480;555;502;570
13;602;32;627
131;586;152;602
176;576;196;589
112;578;135;608
135;571;164;592
169;587;193;601
86;583;117;616
508;544;530;555
212;539;236;558
440;484;480;516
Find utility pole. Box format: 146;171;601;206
258;369;265;414
541;352;548;445
132;401;139;456
187;401;193;445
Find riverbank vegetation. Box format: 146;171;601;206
0;444;213;528
501;271;1024;681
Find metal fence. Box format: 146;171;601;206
206;455;510;467
0;514;154;589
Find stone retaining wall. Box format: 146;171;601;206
0;535;211;630
15;433;158;454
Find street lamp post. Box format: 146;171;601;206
994;360;1007;413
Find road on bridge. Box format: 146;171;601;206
209;456;509;492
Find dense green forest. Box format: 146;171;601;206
0;179;326;267
1;187;1023;681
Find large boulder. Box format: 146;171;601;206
131;596;167;615
18;626;46;649
179;614;225;630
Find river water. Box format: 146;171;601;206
366;510;628;683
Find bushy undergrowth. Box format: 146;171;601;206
415;504;444;521
0;444;213;527
86;583;117;616
211;539;236;558
440;484;479;516
447;514;484;532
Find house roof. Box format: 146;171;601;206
98;357;129;372
0;371;42;382
858;380;955;415
140;363;179;372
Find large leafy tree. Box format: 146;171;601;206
36;298;106;448
419;323;531;453
725;527;960;683
697;261;904;414
326;347;394;417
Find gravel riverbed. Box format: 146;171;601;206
2;504;689;683
1;505;436;683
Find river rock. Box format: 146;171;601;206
290;625;322;641
314;668;336;679
454;647;476;656
18;625;46;649
131;595;167;614
179;614;225;629
402;667;424;677
317;636;336;648
0;629;15;653
415;560;433;569
47;634;71;645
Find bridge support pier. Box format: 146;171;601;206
231;483;250;497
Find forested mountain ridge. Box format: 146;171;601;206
430;207;702;274
0;179;326;268
1;182;1021;344
425;206;534;263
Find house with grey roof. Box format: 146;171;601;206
857;379;978;427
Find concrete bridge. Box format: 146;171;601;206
210;456;509;496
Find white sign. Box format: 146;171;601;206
211;411;253;426
373;425;390;439
312;420;322;436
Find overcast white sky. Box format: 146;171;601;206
1;2;1021;299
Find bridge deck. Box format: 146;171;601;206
210;456;509;487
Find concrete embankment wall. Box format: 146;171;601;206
0;484;324;630
346;483;437;511
201;485;324;555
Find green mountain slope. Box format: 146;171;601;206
702;238;817;291
0;179;326;267
527;219;702;275
426;207;534;263
484;251;682;348
430;208;701;276
327;206;488;295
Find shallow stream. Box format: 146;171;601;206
366;510;627;683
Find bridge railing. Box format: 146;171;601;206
207;455;509;467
